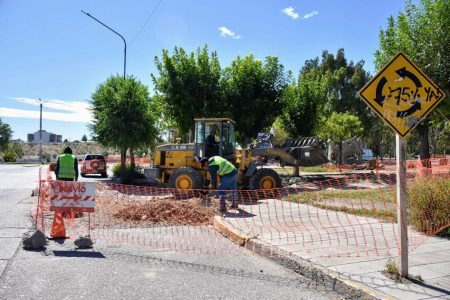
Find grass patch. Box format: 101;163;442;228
300;165;330;173
286;189;397;222
384;259;401;281
319;188;394;201
286;192;397;222
289;188;394;201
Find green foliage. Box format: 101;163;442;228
0;118;13;151
1;141;23;163
111;163;144;181
89;75;158;171
81;134;88;142
152;45;222;140
3;149;17;162
317;112;363;144
375;0;450;158
279;68;326;137
279;49;372;140
8;142;23;158
407;178;450;234
270;119;289;146
152;45;288;144
221;54;288;144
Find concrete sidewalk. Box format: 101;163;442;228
218;199;450;299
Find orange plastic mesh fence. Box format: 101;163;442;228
33;164;449;258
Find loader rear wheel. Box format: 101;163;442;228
169;167;203;190
249;168;282;190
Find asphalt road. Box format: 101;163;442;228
0;164;339;300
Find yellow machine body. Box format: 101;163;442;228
151;118;282;190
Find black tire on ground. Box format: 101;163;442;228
169;167;203;190
249;168;282;190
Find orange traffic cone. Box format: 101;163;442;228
50;211;67;238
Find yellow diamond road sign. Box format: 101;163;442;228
359;52;446;137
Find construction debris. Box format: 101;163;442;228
113;199;215;226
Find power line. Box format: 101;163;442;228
128;0;163;47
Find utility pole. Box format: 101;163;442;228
81;10;127;79
39;98;43;164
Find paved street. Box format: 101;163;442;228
0;164;339;299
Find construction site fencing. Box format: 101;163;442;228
33;163;449;259
106;156;151;165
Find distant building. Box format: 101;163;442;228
27;130;62;143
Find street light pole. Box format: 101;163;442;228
39;98;43;164
81;10;127;79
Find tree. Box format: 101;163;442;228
81;134;88;143
0;118;12;152
152;45;222;141
374;0;449;161
89;75;158;173
317;112;363;165
221;54;288;144
279;49;372;142
279;68;326;137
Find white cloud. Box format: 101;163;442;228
282;7;299;20
0;97;92;123
218;26;241;39
303;10;318;19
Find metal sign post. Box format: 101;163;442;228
396;134;408;277
358;52;446;278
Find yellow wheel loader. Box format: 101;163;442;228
148;118;328;190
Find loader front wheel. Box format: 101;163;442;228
249;168;282;190
169;167;203;190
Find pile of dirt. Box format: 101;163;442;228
113;199;215;226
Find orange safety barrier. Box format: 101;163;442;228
106;156;151;165
50;211;67;238
33;164;449;258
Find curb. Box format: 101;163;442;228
213;216;248;246
214;215;396;300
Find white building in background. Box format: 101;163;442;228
27;130;62;143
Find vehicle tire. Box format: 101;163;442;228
169;167;203;190
81;173;86;177
249;168;282;190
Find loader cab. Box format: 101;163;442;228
194;118;236;160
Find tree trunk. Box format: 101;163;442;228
120;147;126;176
130;147;135;167
417;123;431;167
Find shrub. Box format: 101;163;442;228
408;178;450;234
3;149;17;162
111;163;144;181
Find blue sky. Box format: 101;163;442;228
0;0;409;141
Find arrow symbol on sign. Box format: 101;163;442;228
374;77;387;106
396;100;422;118
60;195;81;201
396;67;422;88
